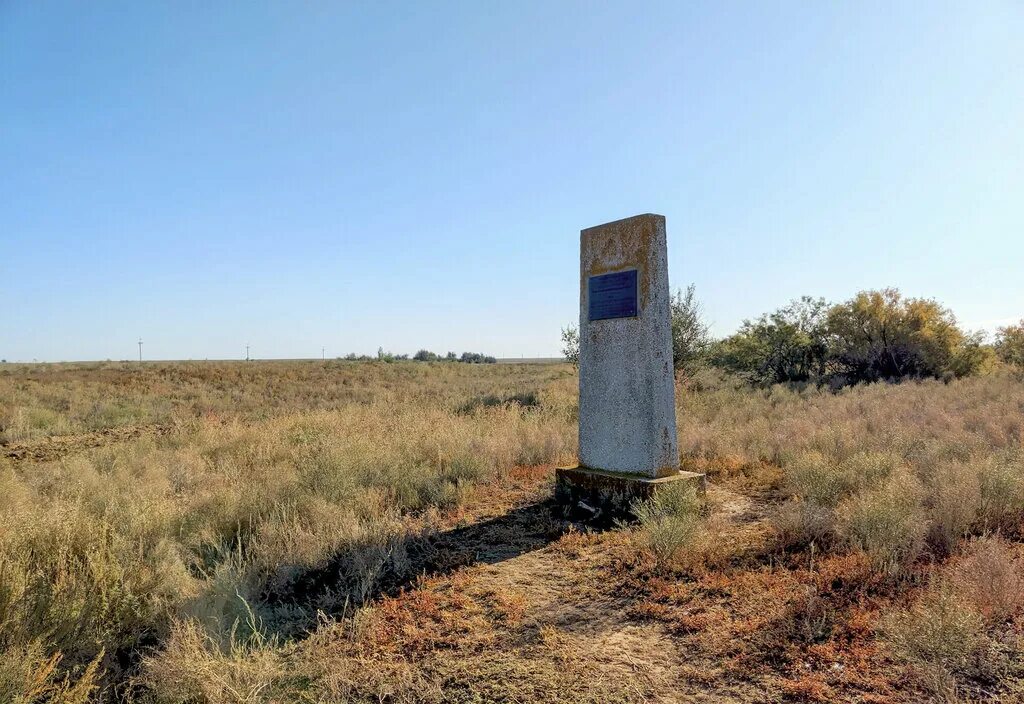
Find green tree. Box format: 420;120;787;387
712;297;830;385
827;288;982;383
996;320;1024;367
560;325;579;368
670;284;711;378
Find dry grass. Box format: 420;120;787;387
1;361;1023;702
881;537;1024;699
0;360;575;444
0;361;576;701
681;373;1024;576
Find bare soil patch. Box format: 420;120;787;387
321;470;796;702
1;423;174;463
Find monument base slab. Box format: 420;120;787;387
555;465;706;521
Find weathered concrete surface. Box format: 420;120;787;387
555;465;706;521
578;214;678;478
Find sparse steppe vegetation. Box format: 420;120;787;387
1;360;1023;702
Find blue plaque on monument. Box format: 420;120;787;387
588;269;638;321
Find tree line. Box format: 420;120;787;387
339;348;496;364
563;286;1024;388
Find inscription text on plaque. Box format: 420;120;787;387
588;269;638;321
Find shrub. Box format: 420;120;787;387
456;391;540;415
949;536;1024;626
784;451;853;507
771;585;835;646
841;451;901;487
0;643;102;704
950;333;995;378
783;450;897;508
976;451;1024;533
0;502;192;681
631;482;705;567
882;582;991;698
837;473;927;577
777;451;911;560
560;325;579;368
140;619;288;704
771;500;836;551
881;539;1023;698
923;461;982;556
712;288;989;387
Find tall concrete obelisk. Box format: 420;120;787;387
577;213;678;477
556;214;702;515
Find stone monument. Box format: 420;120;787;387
556;213;704;516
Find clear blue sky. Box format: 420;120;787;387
3;2;1022;362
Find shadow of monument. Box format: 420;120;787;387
258;498;571;636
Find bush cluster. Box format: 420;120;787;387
341;349;496;364
713;288;992;387
564;285;1010;389
774;447;1024;580
456;352;497;364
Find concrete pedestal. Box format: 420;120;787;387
555;464;706;521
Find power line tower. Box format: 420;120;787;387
246;344;250;362
138;338;143;362
322;346;325;361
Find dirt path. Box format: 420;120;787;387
1;423;175;463
471;544;689;700
706;482;773;555
500;482;771;702
366;475;778;703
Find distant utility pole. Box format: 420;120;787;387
138;338;143;362
246;344;250;362
322;346;325;361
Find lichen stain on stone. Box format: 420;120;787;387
580;214;660;316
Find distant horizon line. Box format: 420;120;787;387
0;357;565;365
